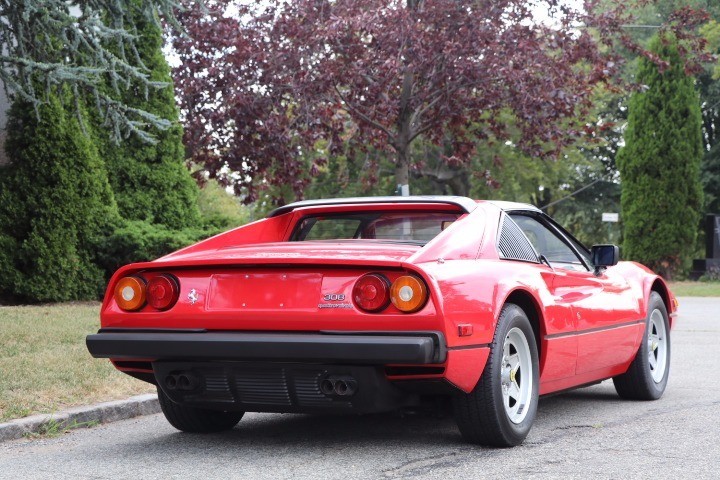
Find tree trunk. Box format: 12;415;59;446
394;64;414;196
395;146;410;196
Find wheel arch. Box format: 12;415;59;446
502;289;545;367
648;276;676;327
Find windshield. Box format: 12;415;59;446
291;211;461;245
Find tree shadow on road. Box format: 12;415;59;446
151;410;462;448
127;381;642;453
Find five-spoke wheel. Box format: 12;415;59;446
613;291;671;400
648;308;668;383
454;303;539;447
500;327;533;425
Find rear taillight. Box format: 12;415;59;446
353;273;391;312
115;276;146;311
147;274;180;311
390;275;428;313
114;274;179;312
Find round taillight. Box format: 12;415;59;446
147;274;180;311
353;273;391;312
390;275;428;313
115;276;146;311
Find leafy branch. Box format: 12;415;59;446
0;0;184;143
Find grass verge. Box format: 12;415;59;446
23;418;100;439
668;281;720;297
0;303;154;422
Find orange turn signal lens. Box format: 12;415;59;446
115;276;146;311
390;275;428;313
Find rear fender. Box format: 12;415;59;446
411;261;549;392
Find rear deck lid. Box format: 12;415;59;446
156;241;420;267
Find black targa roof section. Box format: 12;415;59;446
267;196;479;218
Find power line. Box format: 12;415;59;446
540;176;613;211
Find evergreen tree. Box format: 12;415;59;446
617;33;703;279
0;94;120;302
0;0;181;142
98;3;200;230
699;20;720;214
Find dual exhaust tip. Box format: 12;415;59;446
320;376;358;397
165;373;198;391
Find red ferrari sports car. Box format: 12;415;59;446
87;196;675;447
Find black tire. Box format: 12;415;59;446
613;291;671;400
453;303;539;447
157;387;244;433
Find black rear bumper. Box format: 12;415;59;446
86;329;446;365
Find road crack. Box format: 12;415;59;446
383;452;462;478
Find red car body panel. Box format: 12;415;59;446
90;198;676;403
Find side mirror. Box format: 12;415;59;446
591;244;619;275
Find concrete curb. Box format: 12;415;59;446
0;393;160;443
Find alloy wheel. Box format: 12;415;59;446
500;327;533;424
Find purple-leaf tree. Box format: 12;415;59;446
173;0;710;203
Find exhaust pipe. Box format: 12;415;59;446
319;375;358;397
165;373;199;391
334;378;358;396
320;378;336;395
178;374;196;390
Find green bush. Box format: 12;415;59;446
0;94;120;303
94;179;252;279
94;220;217;277
197;178;254;229
616;33;703;279
98;3;201;230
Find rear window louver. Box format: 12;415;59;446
498;214;538;262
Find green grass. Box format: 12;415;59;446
24;417;99;439
0;303;154;422
669;281;720;297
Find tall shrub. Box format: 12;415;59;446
617;33;703;279
99;4;200;230
0;94;119;302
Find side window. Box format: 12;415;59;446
561;229;593;267
509;214;588;272
497;214;539;263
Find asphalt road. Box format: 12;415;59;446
1;297;719;480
